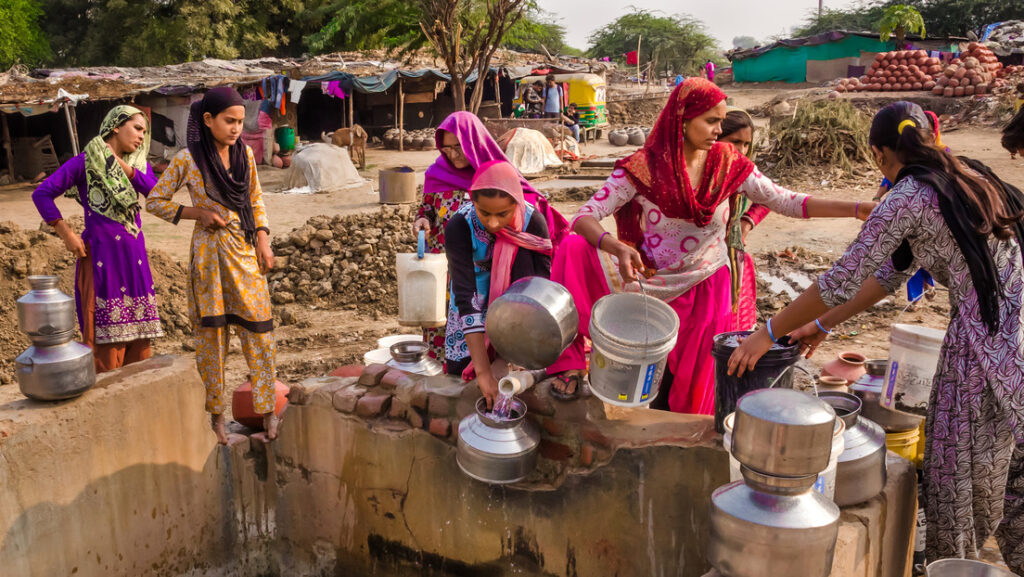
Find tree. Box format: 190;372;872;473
0;0;50;69
732;36;759;50
304;0;426;54
504;7;581;56
793;4;886;37
587;9;718;76
419;0;529;113
900;0;1019;38
879;4;926;48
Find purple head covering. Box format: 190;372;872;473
423;111;568;244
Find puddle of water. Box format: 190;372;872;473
783;270;814;290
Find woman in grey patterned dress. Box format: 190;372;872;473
728;101;1024;570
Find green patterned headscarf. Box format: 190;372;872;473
71;105;150;237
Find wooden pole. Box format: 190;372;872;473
64;103;79;156
494;73;502;118
398;78;405;152
637;36;642;87
1;112;15;181
348;92;354;128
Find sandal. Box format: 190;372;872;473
550;372;583;401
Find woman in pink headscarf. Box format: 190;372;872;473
414;111;568;364
443;160;553;407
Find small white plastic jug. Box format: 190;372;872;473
882;323;945;416
396;230;448;328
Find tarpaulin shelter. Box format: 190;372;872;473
729;31;967;83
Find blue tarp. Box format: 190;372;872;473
303;67;497;94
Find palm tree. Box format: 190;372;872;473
879;4;926;50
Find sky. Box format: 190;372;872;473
538;0;867;52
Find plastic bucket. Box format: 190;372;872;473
379;166;417;204
712;331;801;433
915;420;926;468
882;324;945;416
723;411;845;500
588;292;679;407
274;127;296;152
886;427;921;466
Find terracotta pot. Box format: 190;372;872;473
817;375;849;394
231;380;290;429
822;352;867;384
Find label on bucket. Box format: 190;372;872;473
634;362;658;402
885;361;899;406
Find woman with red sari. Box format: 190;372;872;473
548;79;875;412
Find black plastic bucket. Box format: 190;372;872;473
711;330;801;433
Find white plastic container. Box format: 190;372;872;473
397;231;448;328
723;412;846;500
377;334;422;350
363;348;392;366
882;324;946;416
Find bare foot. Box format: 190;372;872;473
210;413;228;445
263;412;280;440
551;370;584;400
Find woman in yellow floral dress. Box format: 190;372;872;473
147;87;278;444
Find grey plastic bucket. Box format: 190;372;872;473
588;292;679;407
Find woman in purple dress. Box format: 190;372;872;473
728;101;1024;571
32;105;164;373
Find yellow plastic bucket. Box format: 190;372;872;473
915;420;926;468
886;427;921;467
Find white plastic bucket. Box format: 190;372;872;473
588;292;680;407
363;348;392;366
396;231;448;328
723;412;845;500
882;324;945;416
377;334;422;350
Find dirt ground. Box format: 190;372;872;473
1;85;1023;416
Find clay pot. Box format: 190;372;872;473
608;130;629;146
817;376;849;394
231;380;290;429
821;352;867;384
627;129;646;146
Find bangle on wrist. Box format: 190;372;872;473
815;319;832;335
766;317;778;343
595;231;610;249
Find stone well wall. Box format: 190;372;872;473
0;356;916;577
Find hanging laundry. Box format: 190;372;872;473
326;80;347;100
288;79;307;104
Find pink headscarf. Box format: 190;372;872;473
461;160;553;382
424;111;569;246
471;160;554;306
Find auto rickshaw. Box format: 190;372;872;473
513;73;609;138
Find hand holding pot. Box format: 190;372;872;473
478;372;499;410
727;328;775;378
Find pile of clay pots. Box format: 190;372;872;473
608;126;650;147
839;50;939;93
931;43;1010;97
383;128;437;151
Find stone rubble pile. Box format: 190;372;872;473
269;205;418;315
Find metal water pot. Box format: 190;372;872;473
850;359;923;432
457;397;540;484
15;341;96;401
386;341;442;376
731;388;837;477
486;277;579;370
17;275;76;346
708;466;840;577
819;392;888;507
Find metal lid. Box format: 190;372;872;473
732;389;838;477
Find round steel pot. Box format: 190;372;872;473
17;275;76;343
709;467;840;577
15;341;96;401
732;388;837;477
485;277;578;370
819;392;888;507
457;397;540;484
926;559;1015;577
849;359;924;432
386;341;442;376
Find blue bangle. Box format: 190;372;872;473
766;318;778;343
815;319;832;335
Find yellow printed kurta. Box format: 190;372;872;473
147;147;275;414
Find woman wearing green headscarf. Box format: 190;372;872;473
33;105;164;373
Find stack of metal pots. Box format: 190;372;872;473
818;392;888;507
708;388;841;577
14;276;95;401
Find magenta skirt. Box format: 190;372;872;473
548;235;733;414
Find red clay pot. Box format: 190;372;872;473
231;380;289;430
821;352;867;384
